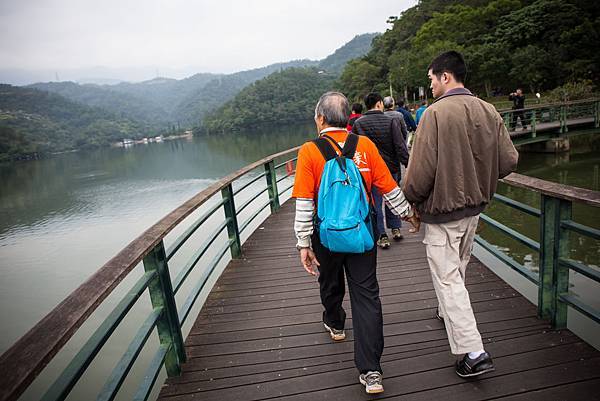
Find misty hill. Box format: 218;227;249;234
0;85;148;161
318;33;379;74
28;81;171;128
201;68;336;133
173;59;319;126
201;33;378;133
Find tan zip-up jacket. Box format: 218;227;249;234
403;88;519;224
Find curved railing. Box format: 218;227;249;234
476;173;600;327
0;146;300;401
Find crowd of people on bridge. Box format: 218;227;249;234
292;50;519;394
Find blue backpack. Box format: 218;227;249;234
313;134;375;253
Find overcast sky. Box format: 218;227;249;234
0;0;416;83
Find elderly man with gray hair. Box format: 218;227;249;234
292;91;419;394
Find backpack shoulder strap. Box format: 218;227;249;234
341;133;359;159
312;137;338;161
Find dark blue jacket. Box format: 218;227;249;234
396;107;417;131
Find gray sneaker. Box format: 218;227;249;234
359;371;384;394
391;228;403;241
377;234;391;249
323;322;345;341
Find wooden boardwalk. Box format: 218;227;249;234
158;200;600;401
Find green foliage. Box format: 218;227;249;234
546;80;596;102
0;85;149;160
29;81;173;128
338;0;600;99
319;33;379;74
202;68;336;133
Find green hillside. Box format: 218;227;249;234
339;0;600;101
173;59;319;126
0;85;149;161
29;81;172;127
201;68;336;133
319;33;379;74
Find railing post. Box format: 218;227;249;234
503;111;511;130
560;105;568;134
143;241;186;376
221;184;242;258
264;160;280;213
595;100;600;128
530;109;536;137
539;195;571;328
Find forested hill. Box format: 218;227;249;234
173;59;319;127
0;85;148;161
28;81;171;127
201;68;336;133
339;0;600;101
319;33;379;74
201;33;378;133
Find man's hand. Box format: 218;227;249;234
300;248;320;276
407;215;421;233
403;208;421;233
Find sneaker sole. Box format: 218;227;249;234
323;323;345;341
377;244;390;249
359;376;384;394
456;366;495;378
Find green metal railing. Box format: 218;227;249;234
498;99;600;144
0;147;299;401
475;173;600;328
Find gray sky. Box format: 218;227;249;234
0;0;416;83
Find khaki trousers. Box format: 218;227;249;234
423;215;484;355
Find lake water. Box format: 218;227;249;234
0;128;598;399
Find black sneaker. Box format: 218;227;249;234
455;352;495;378
435;307;444;322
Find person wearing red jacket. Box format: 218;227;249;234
346;103;363;132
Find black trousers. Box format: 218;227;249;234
312;233;384;374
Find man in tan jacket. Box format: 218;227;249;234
403;51;518;378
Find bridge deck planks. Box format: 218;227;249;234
158;200;600;401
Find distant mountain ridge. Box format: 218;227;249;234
1;33;378;161
25;33;377;129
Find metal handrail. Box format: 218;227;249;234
0;145;300;401
476;172;600;328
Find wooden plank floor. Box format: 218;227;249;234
158;200;600;401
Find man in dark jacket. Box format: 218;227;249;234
396;98;417;132
353;92;409;248
403;50;518;379
508;88;526;130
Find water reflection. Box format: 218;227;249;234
0;123;314;352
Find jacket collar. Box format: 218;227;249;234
435;87;474;103
365;109;384;115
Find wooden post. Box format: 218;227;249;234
539;195;571;328
531;109;536;138
143;241;186;376
221;184;241;258
264;160;280;213
595;100;599;128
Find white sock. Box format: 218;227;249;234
468;350;485;359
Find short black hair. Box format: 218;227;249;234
364;92;383;110
428;51;467;83
351;103;363;114
397;98;405;107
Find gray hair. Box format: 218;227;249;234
383;96;395;110
314;92;350;128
